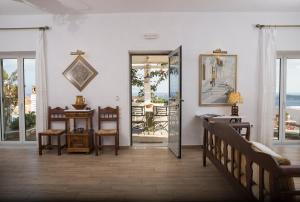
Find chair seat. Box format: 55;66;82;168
40;129;65;136
96;129;117;136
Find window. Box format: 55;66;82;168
274;52;300;143
0;53;36;143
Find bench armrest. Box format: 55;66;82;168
279;165;300;177
229;122;251;140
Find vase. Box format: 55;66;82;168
75;95;85;105
231;104;239;116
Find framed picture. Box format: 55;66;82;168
63;55;98;91
199;54;237;106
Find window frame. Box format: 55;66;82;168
275;51;300;145
0;51;36;145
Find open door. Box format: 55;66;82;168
168;46;182;158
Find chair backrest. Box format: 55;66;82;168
98;106;119;131
131;106;145;116
153;106;168;116
48;106;68;129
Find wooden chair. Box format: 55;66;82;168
131;106;145;135
38;106;67;156
95;106;119;156
153;106;168;134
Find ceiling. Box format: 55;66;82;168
1;0;300;15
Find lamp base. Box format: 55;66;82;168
231;104;239;116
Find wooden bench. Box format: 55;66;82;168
202;120;300;201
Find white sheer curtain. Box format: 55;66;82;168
257;28;277;147
35;30;48;138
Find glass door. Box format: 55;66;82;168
0;54;36;143
275;53;300;144
24;59;37;141
284;58;300;142
168;46;182;158
1;59;20;141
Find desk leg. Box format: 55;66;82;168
38;133;42;155
203;129;207;167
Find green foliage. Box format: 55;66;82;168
2;69;36;131
3;69;19;131
10;112;36;130
10;117;19;130
25;112;36;129
135;99;145;103
151;97;168;104
149;70;168;92
131;68;168;98
3;70;9;80
131;68;144;87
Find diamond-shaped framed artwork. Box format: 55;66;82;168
63;55;98;91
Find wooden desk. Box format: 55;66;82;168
208;115;243;123
65;110;94;153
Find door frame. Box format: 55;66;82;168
128;50;171;146
0;51;36;144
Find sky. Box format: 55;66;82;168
3;59;36;96
286;59;300;94
276;58;300;94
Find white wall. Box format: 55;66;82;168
1;12;300;146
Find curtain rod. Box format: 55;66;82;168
0;26;50;31
256;24;300;29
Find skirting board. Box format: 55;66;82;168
182;145;203;149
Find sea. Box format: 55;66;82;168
133;92;300;106
276;94;300;107
132;92;169;99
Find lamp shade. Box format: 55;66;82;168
228;92;243;105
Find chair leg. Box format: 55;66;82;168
99;136;102;151
95;135;99;156
38;133;42;155
115;135;118;156
65;134;68;148
58;135;61;156
47;136;52;150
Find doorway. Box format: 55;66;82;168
130;53;170;147
0;52;36;144
129;46;182;158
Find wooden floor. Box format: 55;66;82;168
0;145;299;202
0;146;246;202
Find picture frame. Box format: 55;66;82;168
63;55;98;92
199;54;237;106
